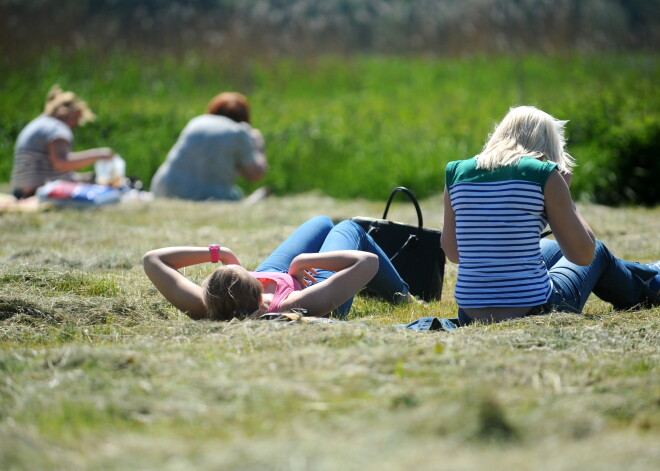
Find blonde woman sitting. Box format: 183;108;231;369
11;84;114;199
442;106;660;325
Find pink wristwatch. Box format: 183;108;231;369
208;244;220;263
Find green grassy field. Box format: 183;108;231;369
2;52;658;202
1;194;658;470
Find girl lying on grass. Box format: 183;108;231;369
143;215;413;320
441;105;660;325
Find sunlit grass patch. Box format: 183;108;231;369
0;195;658;470
2;268;118;297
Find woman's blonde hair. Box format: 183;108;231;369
202;265;263;321
477;106;575;173
43;84;96;125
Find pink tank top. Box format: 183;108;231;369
250;272;302;313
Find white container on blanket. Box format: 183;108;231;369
95;155;126;187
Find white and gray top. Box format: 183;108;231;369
12;114;75;191
150;114;258;201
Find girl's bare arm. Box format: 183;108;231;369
142;246;241;320
280;250;379;317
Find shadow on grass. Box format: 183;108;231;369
0;298;53;322
473;397;520;443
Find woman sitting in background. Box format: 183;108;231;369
441;106;660;324
150;92;268;201
143;216;414;321
11;84;114;199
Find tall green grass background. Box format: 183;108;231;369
1;51;658;203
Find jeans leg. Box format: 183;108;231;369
592;253;656;309
317;220;409;296
315;220;409;317
256;215;334;273
620;260;659;283
540;238;563;268
545;240;651;313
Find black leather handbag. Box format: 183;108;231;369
351;187;445;301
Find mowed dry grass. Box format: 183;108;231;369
0;193;659;471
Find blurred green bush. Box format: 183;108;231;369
1;52;658;204
587;117;659;206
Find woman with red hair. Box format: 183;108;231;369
151;92;268;201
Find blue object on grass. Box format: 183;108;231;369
37;180;121;207
396;316;459;331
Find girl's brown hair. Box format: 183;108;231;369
206;92;250;123
202;265;262;321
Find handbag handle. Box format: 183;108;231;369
382;187;424;228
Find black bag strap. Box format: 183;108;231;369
390;233;417;261
382;187;424;228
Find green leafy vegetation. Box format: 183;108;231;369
1;52;658;203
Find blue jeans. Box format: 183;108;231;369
457;238;658;326
256;215;409;317
540;238;658;313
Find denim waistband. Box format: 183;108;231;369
457;305;545;325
